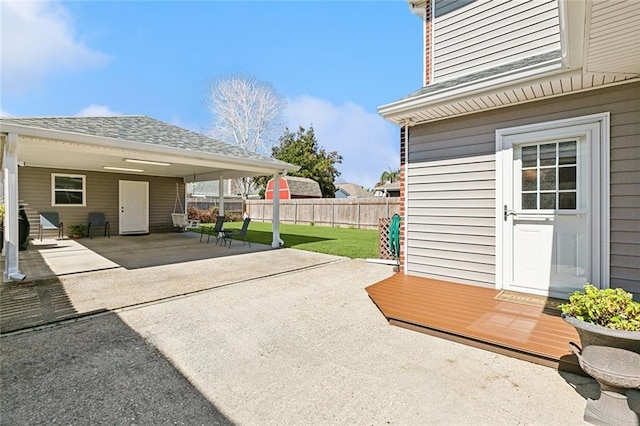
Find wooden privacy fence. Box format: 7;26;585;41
244;197;400;230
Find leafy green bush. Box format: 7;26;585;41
68;224;86;236
559;284;640;331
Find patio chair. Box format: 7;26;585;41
88;212;110;239
199;215;226;244
39;212;63;240
225;217;251;248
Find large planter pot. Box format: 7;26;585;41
562;314;640;354
563;314;640;426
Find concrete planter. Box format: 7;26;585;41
562;314;640;353
563;314;640;426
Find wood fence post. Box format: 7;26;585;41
331;199;335;227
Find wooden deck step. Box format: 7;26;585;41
366;273;583;374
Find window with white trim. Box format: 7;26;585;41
52;174;86;206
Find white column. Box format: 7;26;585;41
3;133;24;282
271;172;282;248
218;176;225;217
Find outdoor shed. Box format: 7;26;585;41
265;176;322;199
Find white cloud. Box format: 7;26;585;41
284;95;400;189
75;104;121;117
1;1;108;94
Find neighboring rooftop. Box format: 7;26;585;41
335;183;372;198
282;176;322;198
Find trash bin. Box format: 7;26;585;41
18;205;30;251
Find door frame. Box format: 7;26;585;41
495;112;610;295
118;180;149;235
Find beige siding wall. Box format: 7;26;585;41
433;0;560;82
407;81;640;294
20;167;184;237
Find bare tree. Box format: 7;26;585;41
205;75;286;198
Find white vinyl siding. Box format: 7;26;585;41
407;149;497;288
587;0;640;75
406;82;639;295
433;0;561;82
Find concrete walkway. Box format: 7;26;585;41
1;244;618;424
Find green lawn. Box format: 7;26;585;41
196;221;379;259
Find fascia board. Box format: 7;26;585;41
0;123;299;174
378;61;571;119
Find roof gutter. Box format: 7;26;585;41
378;61;574;123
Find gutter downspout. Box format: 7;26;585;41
3;133;25;282
403;122;410;275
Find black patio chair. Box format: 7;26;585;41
225;217;251;248
200;215;226;244
88;212;110;239
39;212;63;240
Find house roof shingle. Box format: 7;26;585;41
0;115;291;168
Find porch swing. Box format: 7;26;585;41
171;182;196;231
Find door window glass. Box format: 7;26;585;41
521;141;577;210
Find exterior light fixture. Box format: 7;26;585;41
103;166;144;172
125;159;171;166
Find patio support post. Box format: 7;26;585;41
271;172;282;248
3;132;24;282
218;176;225;217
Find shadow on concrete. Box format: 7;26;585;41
0;312;231;425
558;369;640;416
0;277;95;334
2;232;272;282
76;231;271;270
236;229;333;248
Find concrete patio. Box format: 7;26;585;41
1;232;336;332
2;232;635;424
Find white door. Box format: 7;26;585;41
497;115;608;298
119;180;149;235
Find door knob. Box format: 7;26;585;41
504;205;516;221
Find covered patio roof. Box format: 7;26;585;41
0;115;298;282
0;116;298;181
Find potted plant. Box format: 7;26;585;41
68;224;86;239
559;284;640;352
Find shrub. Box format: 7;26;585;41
68;224;86;235
187;206;219;223
559;284;640;331
225;211;243;222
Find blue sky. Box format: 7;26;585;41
1;1;423;188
